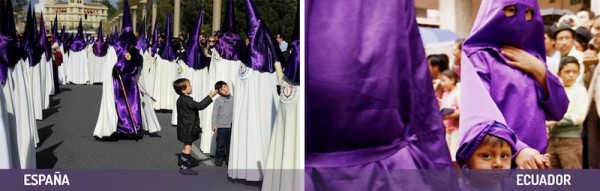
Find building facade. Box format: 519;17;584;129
42;0;108;32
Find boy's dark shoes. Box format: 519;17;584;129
179;168;199;175
215;161;223;167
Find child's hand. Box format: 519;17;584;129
541;153;551;168
501;46;545;76
515;147;547;169
212;127;217;133
545;121;557;127
209;90;218;98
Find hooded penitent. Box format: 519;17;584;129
180;7;207;69
159;13;177;61
241;0;283;72
215;0;243;61
38;11;51;62
113;0;143;134
283;1;299;85
459;0;569;154
150;22;159;57
92;21;108;57
136;16;148;53
70;18;86;52
21;3;42;66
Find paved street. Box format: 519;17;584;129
34;84;260;190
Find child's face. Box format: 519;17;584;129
183;82;193;95
218;85;230;96
440;75;456;91
467;142;512;170
559;63;580;87
428;61;439;79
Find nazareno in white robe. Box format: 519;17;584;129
152;55;178;110
261;80;303;191
3;59;37;169
87;46;108;84
138;50;161;133
92;47;119;138
228;63;279;181
66;48;89;85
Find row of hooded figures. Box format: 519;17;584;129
0;0;301;190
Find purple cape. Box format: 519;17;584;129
459;0;569;154
215;0;243;61
135;17;148;53
113;0;142;134
180;9;207;70
92;21;108;57
21;3;42;66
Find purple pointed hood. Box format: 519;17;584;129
215;0;243;60
114;0;141;71
70;18;86;52
93;21;108;57
1;0;20;84
136;16;148;53
151;22;159;56
284;2;299;85
52;14;61;45
22;3;42;66
462;0;545;60
241;0;283;72
38;11;51;61
158;13;177;61
180;8;207;69
60;25;66;46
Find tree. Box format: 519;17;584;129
115;0;297;40
101;0;118;20
12;0;28;13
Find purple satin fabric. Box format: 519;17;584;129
93;42;108;57
215;32;243;61
215;0;243;61
113;43;143;133
181;9;207;70
113;0;142;134
306;0;451;170
136;18;148;53
1;1;19;85
242;0;283;73
159;14;177;61
93;22;108;57
460;0;569;153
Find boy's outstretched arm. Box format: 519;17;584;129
190;90;218;110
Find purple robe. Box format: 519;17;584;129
180;9;207;70
113;0;142;134
1;0;19;85
306;0;453;190
459;0;569;154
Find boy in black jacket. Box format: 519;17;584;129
173;78;217;175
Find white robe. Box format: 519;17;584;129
29;57;44;120
228;64;279;181
93;47;119;138
138;51;161;133
3;59;37;169
58;46;67;85
0;82;13;169
152;56;178;110
45;52;55;98
170;60;210;126
88;47;108;84
66;49;89;85
262;81;303;191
